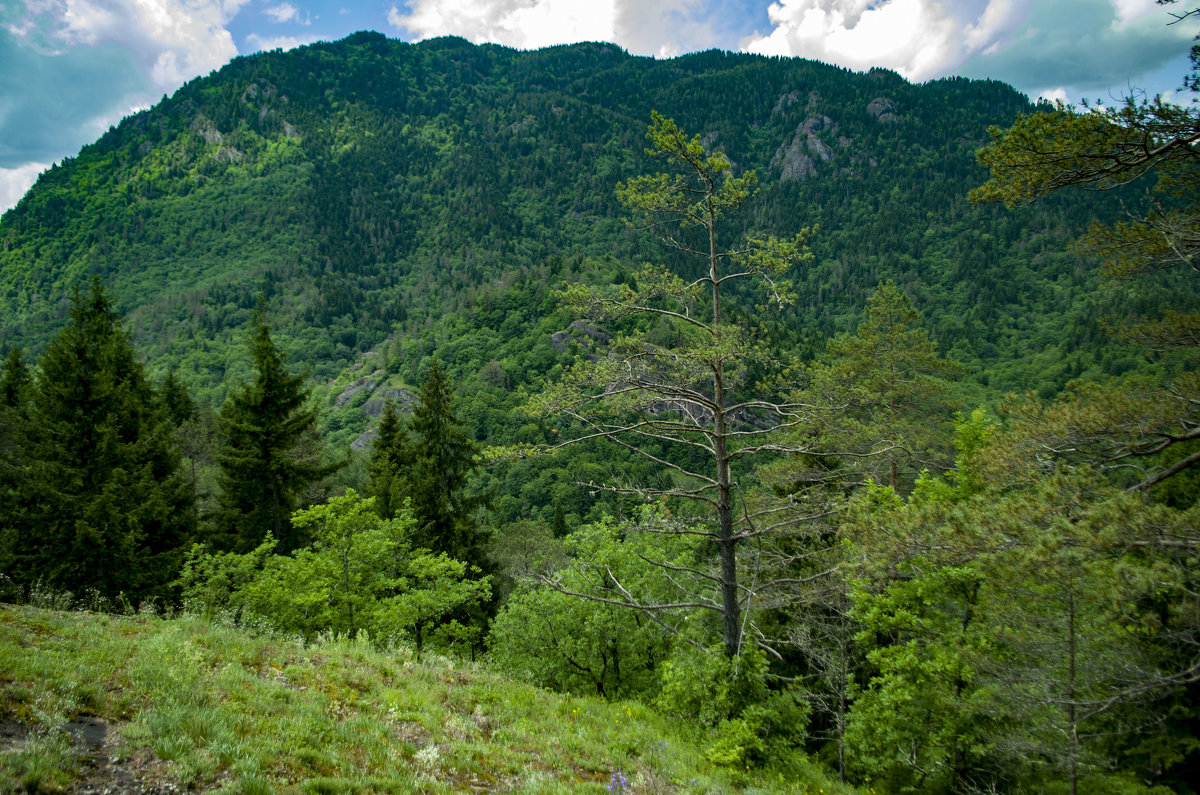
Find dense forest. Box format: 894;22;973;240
1;22;1198;794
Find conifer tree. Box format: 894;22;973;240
405;359;489;571
216;306;332;553
1;347;29;409
819;280;958;492
367;399;410;520
0;347;32;584
0;280;193;599
533;113;812;657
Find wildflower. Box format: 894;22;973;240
607;769;629;793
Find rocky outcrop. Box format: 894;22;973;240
347;384;416;451
333;374;384;408
550;319;612;358
772;115;838;181
772;90;802;115
361;386;414;418
190;115;223;145
867;97;899;123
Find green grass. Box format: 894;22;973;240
0;603;855;793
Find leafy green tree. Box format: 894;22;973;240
179;489;489;658
534;112;812;657
215;306;334;553
845;561;1000;793
844;461;1199;793
490;515;683;699
0;280;193;599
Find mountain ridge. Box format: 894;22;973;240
0;31;1159;421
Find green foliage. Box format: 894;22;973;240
180;490;489;655
404;359;490;570
0;280;193;601
845;564;998;793
215;305;334;553
366;398;409;520
489;516;680;699
814;279;960;492
910;406;998;503
842;465;1200;792
656;644;769;729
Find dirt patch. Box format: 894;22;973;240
71;718;186;795
2;717;183;794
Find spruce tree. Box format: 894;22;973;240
216;306;332;553
367;399;410;520
406;360;489;571
1;280;193;600
1;347;29;409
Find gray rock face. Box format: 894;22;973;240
348;385;416;451
773;115;838;181
807;135;834;162
867;97;899;123
333;375;385;408
361;386;414;419
801;115;836;135
190;115;223;145
772;90;802;115
550;319;612;358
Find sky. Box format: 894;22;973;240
0;0;1195;214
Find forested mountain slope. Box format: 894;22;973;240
0;31;1163;413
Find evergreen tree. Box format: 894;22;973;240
1;347;29;409
535;112;812;657
0;280;193;599
216;306;332;553
367;399;410;520
405;359;490;571
160;366;196;427
0;347;32;585
819;280;959;492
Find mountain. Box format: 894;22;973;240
0;32;1169;436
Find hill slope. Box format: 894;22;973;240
0;602;852;793
0;32;1164;410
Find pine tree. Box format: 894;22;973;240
367;399;410;520
820;280;959;492
1;347;29;409
406;359;489;570
0;280;193;599
0;347;32;587
160;367;196;427
215;306;333;553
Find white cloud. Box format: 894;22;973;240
742;0;1036;81
0;161;50;215
16;0;247;92
245;32;318;51
390;0;729;57
389;0;618;50
265;3;300;24
1112;0;1160;25
1037;86;1069;104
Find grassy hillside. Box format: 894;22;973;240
0;601;853;793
